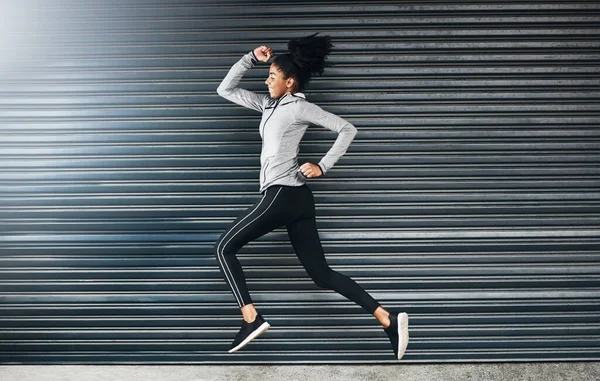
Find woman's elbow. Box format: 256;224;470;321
216;85;229;97
345;123;358;139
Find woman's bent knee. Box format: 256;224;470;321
309;268;334;289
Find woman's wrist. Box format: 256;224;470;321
317;163;325;176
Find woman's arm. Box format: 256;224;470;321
297;102;358;176
216;49;270;113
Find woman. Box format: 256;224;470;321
215;32;409;360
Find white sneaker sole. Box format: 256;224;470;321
397;312;409;360
228;321;271;353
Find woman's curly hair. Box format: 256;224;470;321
272;32;334;92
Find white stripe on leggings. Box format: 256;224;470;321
217;187;283;307
216;193;267;306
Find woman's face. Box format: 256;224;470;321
265;63;295;99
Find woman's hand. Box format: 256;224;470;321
254;46;274;62
298;162;323;178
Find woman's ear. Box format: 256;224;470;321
286;77;296;89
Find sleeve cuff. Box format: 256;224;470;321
317;162;326;176
250;50;259;64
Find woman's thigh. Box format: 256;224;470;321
216;185;303;254
286;216;329;275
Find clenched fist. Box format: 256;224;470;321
298;162;323;178
253;46;274;62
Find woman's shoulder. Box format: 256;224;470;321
284;93;315;114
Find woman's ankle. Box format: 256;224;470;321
373;306;391;328
241;304;258;323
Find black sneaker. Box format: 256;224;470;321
383;312;409;360
228;314;271;353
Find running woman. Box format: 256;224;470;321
215;32;409;360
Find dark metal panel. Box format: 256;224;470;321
1;0;599;364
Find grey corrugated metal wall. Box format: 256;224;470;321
1;0;599;364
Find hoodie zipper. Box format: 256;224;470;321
259;93;288;184
260;93;287;137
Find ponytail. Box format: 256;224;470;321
272;32;334;91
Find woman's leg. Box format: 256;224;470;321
286;216;383;318
214;186;289;312
285;187;409;359
286;213;410;359
215;185;309;353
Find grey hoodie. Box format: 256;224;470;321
217;50;358;193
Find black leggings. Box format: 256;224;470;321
214;184;381;315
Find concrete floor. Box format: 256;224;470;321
1;363;599;381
